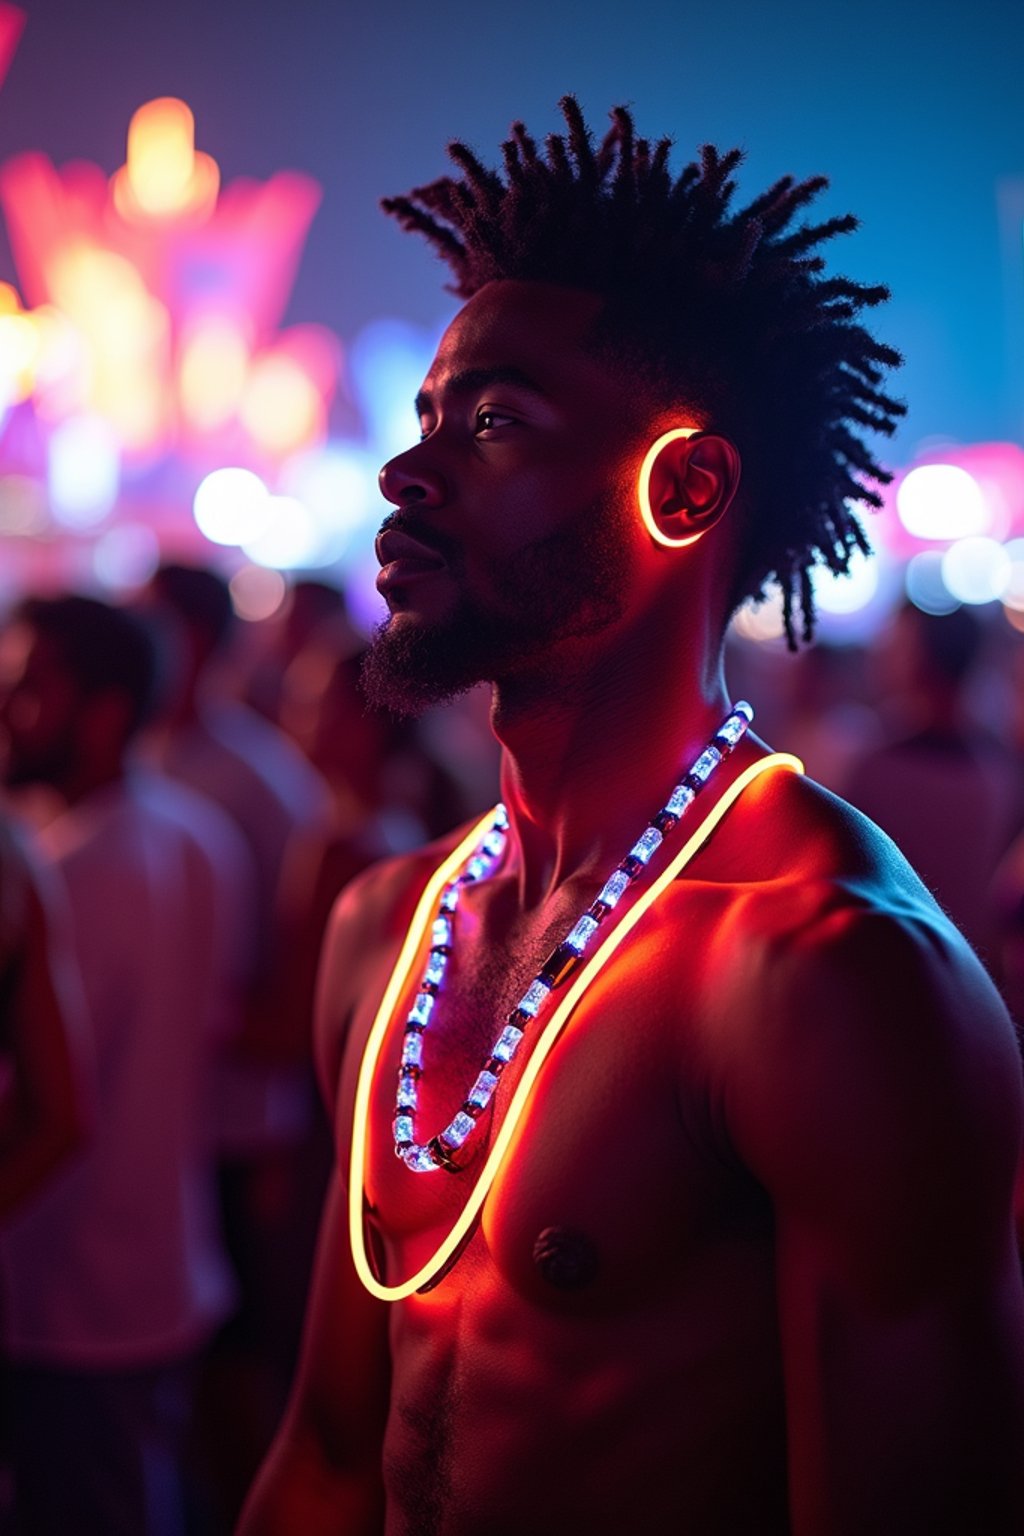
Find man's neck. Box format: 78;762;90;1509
490;631;731;908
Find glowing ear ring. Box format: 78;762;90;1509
637;426;703;548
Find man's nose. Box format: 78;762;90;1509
378;448;447;509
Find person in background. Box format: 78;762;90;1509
142;562;332;1526
0;594;243;1536
243;578;360;731
273;646;470;1068
0;812;89;1225
844;601;1020;963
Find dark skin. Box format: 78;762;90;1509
240;281;1024;1536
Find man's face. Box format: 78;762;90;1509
365;281;655;715
0;624;81;790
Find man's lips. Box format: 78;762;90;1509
374;526;448;597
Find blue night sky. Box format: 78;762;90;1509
3;0;1022;464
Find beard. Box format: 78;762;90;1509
361;488;629;718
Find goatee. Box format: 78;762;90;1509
361;491;628;719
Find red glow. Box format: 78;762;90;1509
0;4;25;92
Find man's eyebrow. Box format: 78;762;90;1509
414;366;549;418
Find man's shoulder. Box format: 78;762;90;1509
699;762;1018;1090
314;817;492;1097
324;816;490;951
717;758;949;926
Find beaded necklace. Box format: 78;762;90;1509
350;727;804;1299
392;702;754;1176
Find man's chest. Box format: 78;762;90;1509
349;889;765;1304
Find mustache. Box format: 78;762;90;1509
376;508;460;566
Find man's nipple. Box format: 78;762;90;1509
532;1226;600;1289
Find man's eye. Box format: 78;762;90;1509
475;409;515;435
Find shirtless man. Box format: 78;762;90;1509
240;101;1024;1535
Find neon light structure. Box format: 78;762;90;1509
349;751;805;1300
0;100;333;463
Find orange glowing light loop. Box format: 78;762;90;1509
637;426;705;548
349;752;805;1301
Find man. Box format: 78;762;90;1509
241;101;1024;1535
0;595;244;1535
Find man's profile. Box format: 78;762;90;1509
240;99;1024;1536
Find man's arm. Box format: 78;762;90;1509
237;1171;390;1535
727;901;1024;1536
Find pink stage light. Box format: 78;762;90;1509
880;442;1024;558
0;5;25;93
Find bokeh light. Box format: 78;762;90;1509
896;463;989;542
349;318;444;456
92;521;160;590
278;441;378;547
241;494;315;569
240;493;344;570
0;285;39;406
905;550;960;615
229;564;287;622
47;415;120;527
178;317;249;431
998;537;1024;613
940;536;1011;605
112;98;219;224
192;466;271;546
0;475;48;537
812;549;879;615
48;246;170;450
239;354;324;456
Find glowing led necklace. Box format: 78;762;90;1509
350;718;804;1299
392;702;755;1176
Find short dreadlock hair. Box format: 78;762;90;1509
382;97;905;649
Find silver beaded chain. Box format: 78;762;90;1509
393;702;754;1173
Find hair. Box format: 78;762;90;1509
15;594;163;737
150;563;235;654
382;97;905;649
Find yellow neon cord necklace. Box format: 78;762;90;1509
349;741;803;1300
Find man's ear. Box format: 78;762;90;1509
638;428;742;548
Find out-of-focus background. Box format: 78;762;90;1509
2;0;1023;629
0;3;1023;1532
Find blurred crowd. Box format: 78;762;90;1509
0;567;496;1535
0;566;1022;1534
